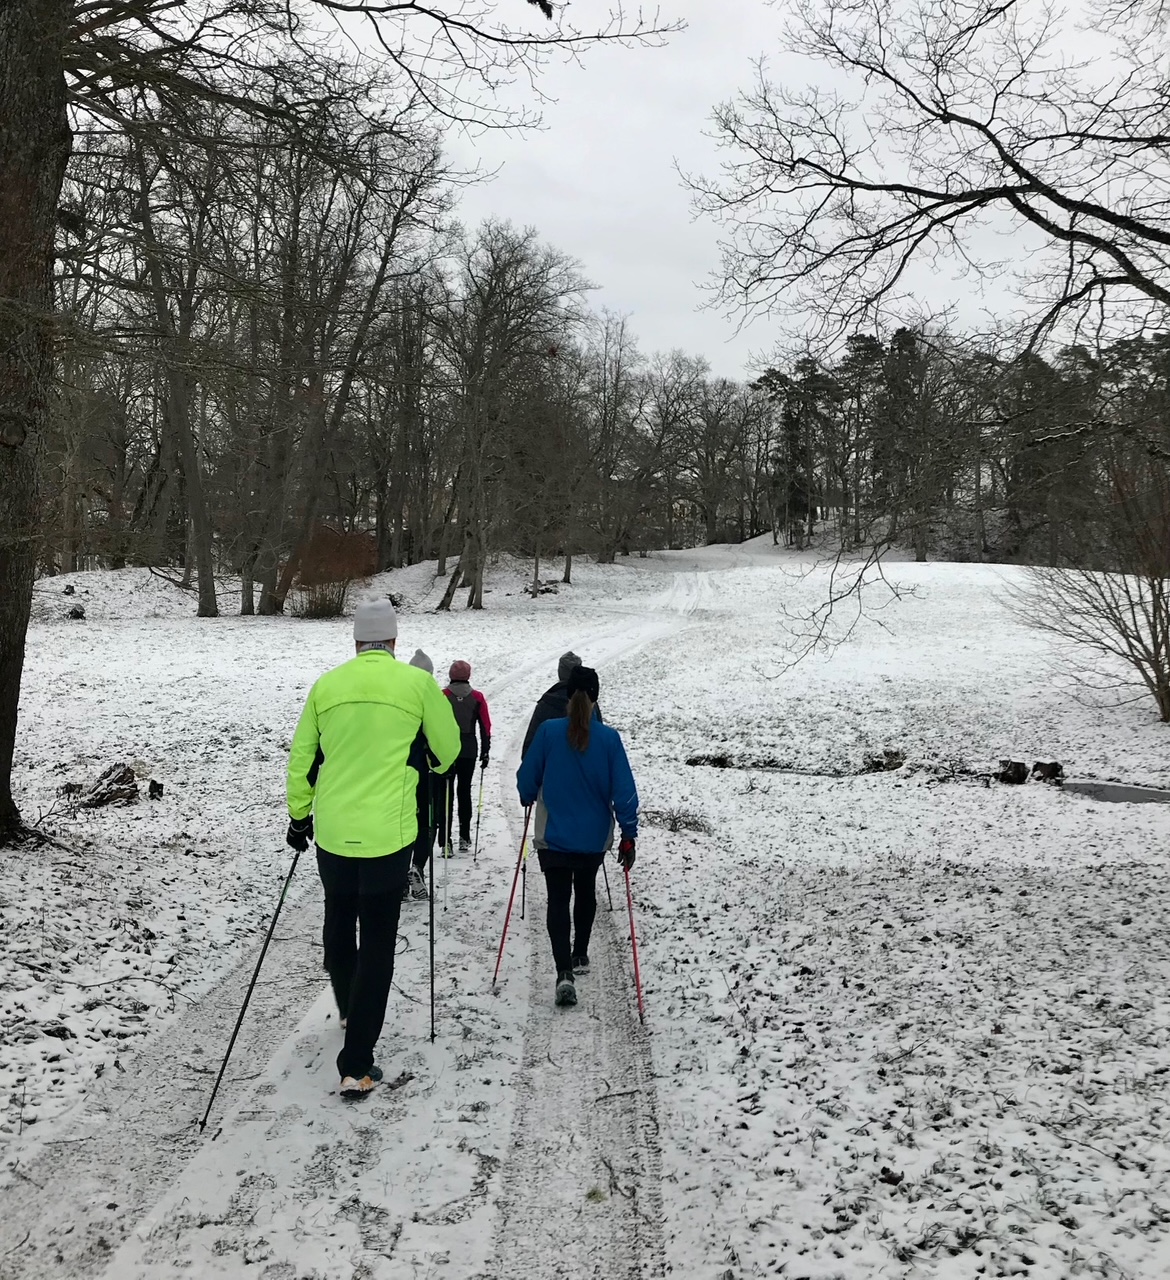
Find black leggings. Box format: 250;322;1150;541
437;758;477;845
538;852;604;972
317;847;408;1079
411;773;438;874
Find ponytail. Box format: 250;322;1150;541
566;690;592;752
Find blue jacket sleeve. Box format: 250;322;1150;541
609;733;638;840
516;723;547;807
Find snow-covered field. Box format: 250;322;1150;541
2;543;1169;1279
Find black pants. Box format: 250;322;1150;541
317;846;409;1079
538;851;605;973
411;773;437;875
437;757;477;846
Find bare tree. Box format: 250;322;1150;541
692;0;1170;342
436;220;588;609
1021;454;1170;721
0;0;679;840
0;1;72;840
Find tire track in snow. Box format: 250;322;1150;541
483;885;665;1280
0;887;326;1280
0;572;705;1280
481;595;694;1280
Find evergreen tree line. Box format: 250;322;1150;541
758;331;1170;575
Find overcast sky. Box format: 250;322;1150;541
443;4;800;381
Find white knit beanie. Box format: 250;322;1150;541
409;648;434;674
353;598;398;642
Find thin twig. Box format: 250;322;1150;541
2;1230;31;1257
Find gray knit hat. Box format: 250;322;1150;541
409;648;433;674
353;598;398;642
558;650;582;683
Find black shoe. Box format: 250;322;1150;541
571;953;590;975
555;970;577;1007
339;1064;383;1099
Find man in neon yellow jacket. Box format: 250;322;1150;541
286;597;459;1098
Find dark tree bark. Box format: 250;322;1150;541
0;0;71;841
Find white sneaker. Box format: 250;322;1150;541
408;866;428;900
339;1065;382;1098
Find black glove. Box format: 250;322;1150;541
286;814;314;852
480;749;490;768
617;836;636;870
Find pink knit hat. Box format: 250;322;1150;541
449;660;471;682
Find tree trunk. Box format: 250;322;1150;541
562;552;572;585
134;152;217;616
181;519;194;588
531;540;541;597
437;535;470;611
256;552;279;615
176;379;218;615
466;522;486;609
240;555;256;615
468;557;485;608
0;0;71;840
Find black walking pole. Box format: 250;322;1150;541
425;765;436;1043
601;858;615;912
199;848;300;1133
429;781;436;1043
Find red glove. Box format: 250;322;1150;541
617;837;636;870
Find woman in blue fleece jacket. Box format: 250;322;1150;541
516;665;638;1007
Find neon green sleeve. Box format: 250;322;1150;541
286;684;320;820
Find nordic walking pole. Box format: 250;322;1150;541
492;807;532;989
623;863;646;1025
428;773;436;1044
473;765;485;865
519;817;534;917
601;859;615;912
199;848;300;1132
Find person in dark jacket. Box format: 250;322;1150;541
439;660;491;853
406;649;439;900
521;650;603;758
516;665;637;1008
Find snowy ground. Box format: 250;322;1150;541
3;544;1169;1279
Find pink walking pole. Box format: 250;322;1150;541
623;864;646;1024
492;807;532;989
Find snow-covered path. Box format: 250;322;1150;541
6;547;1170;1280
1;569;694;1280
484;617;674;1280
